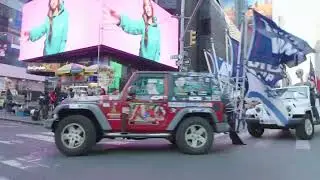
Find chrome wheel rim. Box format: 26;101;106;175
185;125;208;148
61;123;86;149
305;119;313;136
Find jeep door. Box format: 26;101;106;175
123;73;169;132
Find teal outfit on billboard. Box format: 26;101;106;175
29;2;69;56
109;61;122;90
119;15;160;62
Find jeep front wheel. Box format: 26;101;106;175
296;115;314;140
175;117;213;155
55;115;97;156
247;123;264;138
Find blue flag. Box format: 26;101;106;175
247;10;314;87
248;10;314;67
246;72;289;126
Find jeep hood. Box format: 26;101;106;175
61;96;101;104
61;95;121;104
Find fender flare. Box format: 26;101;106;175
166;107;219;131
54;103;112;131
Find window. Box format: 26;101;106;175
132;76;164;96
172;75;212;101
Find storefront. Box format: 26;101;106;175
0;63;45;100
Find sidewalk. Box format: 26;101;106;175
0;111;44;125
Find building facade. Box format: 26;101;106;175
0;0;45;93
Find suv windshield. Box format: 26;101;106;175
271;87;308;99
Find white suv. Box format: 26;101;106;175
245;86;320;140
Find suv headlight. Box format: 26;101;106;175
255;107;261;113
286;106;292;112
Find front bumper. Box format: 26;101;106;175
245;117;305;127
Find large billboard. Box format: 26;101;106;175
19;0;179;68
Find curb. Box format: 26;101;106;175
0;118;44;126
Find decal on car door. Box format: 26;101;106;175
129;103;166;123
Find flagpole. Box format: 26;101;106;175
224;28;230;92
236;12;248;132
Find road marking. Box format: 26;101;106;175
0;160;33;170
0;176;10;180
0;125;20;128
295;140;311;150
40;132;54;136
16;134;54;143
253;139;273;148
0;153;51;171
0;141;14;145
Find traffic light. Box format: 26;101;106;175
189;30;197;46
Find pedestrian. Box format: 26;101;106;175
221;88;246;145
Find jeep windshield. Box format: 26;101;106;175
271;87;308;100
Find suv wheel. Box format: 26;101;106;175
175;117;213;155
247;123;264;138
55;115;97;156
296;115;314;140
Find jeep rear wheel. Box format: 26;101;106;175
175;117;213;155
296;115;314;140
55;115;96;156
247;123;264;138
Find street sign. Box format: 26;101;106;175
171;52;188;60
171;55;179;59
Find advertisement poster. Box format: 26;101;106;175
19;0;179;68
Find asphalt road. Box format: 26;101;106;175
0;120;320;180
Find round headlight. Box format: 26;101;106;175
255;107;261;113
286;106;292;112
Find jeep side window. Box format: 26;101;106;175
172;76;212;101
132;77;165;96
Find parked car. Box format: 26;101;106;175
245;85;320;140
45;71;230;156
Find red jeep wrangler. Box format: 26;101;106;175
45;71;230;156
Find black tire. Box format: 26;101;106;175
54;115;97;156
247;123;264;138
175;116;213;155
296;115;314;140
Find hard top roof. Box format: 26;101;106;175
135;71;216;77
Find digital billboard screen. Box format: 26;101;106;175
19;0;179;68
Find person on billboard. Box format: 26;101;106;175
109;0;161;62
23;0;69;56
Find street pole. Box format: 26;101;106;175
179;0;185;60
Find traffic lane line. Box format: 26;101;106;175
295;140;311;150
